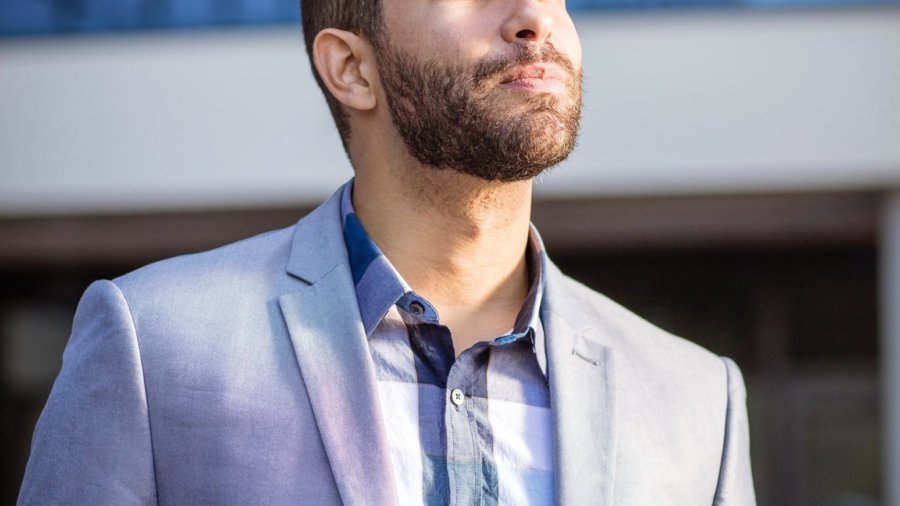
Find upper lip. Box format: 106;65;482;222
500;63;566;84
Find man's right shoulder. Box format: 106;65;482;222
113;225;297;297
113;184;347;298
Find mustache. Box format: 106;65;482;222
471;42;579;86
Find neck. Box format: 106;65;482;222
352;164;533;354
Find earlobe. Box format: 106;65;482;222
312;29;378;113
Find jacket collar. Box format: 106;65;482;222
541;260;619;504
285;186;346;285
280;186;399;505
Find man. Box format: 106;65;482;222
20;0;755;503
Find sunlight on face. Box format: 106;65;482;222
375;0;584;181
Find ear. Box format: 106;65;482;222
312;29;378;113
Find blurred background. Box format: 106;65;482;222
1;0;899;504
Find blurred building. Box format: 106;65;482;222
1;1;899;504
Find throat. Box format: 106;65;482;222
351;165;536;355
439;296;526;357
421;251;531;356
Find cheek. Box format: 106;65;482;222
555;18;583;65
431;12;498;60
568;42;583;73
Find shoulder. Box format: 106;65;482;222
546;263;743;494
102;225;300;344
115;225;295;292
550;269;725;372
545;264;734;417
113;185;346;298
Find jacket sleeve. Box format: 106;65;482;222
18;280;157;505
713;357;757;505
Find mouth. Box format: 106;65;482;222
499;63;567;94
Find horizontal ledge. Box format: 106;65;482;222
0;190;879;267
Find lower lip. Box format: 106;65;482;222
500;78;566;93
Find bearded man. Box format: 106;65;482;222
19;0;756;504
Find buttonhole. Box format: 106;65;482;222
571;348;598;366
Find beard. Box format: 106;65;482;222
374;40;583;183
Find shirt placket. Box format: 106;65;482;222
445;344;488;506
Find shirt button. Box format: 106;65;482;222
409;301;425;316
450;388;465;406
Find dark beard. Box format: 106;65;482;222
375;41;583;183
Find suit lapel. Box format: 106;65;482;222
279;187;398;505
542;261;618;504
279;187;616;504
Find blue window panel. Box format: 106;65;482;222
242;0;281;24
745;0;896;6
0;0;897;36
240;0;300;24
81;0;146;31
169;1;216;27
0;0;55;34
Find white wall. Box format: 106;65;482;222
1;7;899;215
561;8;900;197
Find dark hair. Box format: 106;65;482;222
300;1;384;153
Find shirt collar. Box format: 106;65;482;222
340;179;547;352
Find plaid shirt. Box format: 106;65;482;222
340;181;554;505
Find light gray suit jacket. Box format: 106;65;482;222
20;187;756;505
